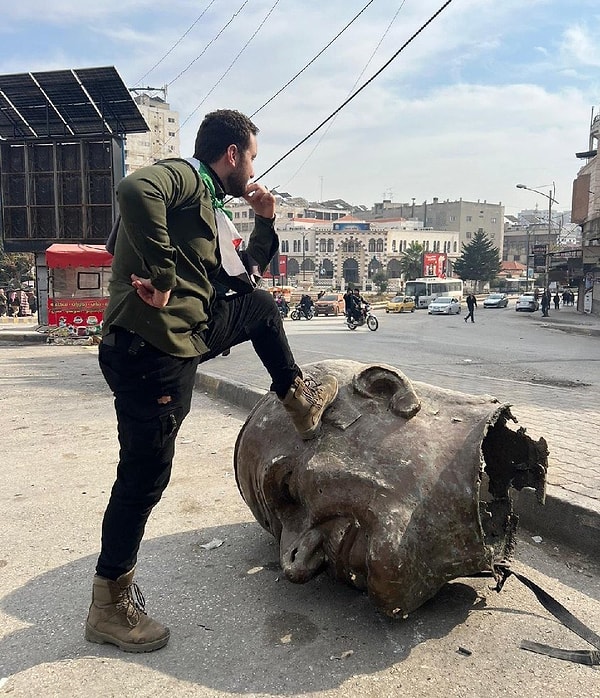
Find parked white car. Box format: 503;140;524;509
428;296;462;315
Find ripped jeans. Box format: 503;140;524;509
96;289;299;579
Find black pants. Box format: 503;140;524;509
96;289;299;580
465;308;475;322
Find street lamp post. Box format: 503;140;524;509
516;183;558;290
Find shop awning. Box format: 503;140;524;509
45;243;113;268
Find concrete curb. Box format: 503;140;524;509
195;369;600;559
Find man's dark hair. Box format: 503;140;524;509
194;109;259;163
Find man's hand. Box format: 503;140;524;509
243;183;276;219
131;274;170;308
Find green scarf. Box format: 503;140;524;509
198;162;233;220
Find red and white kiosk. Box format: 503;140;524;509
45;244;113;331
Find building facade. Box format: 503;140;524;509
572;108;600;314
364;197;505;254
124;90;180;175
228;197;459;291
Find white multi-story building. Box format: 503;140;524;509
124;90;180;175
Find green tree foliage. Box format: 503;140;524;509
371;270;388;292
0;251;35;288
399;242;424;280
453;231;501;289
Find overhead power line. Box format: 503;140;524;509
167;1;250;87
284;0;407;190
254;0;455;184
134;0;218;87
250;0;377;119
180;0;282;130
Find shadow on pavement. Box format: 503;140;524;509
1;524;479;694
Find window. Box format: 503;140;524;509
327;239;334;253
168;117;175;123
376;238;384;252
368;238;376;252
491;217;497;223
466;232;472;239
281;240;289;252
168;132;176;137
466;215;472;222
392;240;397;252
320;239;326;252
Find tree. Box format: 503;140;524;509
371;270;388;293
453;231;501;290
0;251;35;288
399;242;424;280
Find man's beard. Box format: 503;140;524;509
225;165;249;198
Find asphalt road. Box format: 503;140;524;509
218;305;598;410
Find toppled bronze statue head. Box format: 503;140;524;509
234;360;548;618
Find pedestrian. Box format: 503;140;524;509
562;289;569;306
0;288;7;317
540;289;551;317
8;289;20;317
464;293;477;323
553;292;560;310
86;109;339;654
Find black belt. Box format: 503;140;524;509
102;327;147;356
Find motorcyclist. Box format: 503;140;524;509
345;289;364;324
352;289;368;320
299;294;314;319
275;292;289;318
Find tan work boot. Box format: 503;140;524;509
281;374;339;440
85;569;170;653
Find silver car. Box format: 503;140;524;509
428;296;462;315
515;294;539;312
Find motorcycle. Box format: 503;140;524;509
276;302;289;319
290;304;314;321
346;303;378;331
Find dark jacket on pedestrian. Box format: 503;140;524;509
104;158;278;358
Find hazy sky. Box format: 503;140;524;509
1;0;598;215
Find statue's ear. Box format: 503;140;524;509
352;365;421;419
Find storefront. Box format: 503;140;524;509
45;244;112;332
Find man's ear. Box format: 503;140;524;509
226;144;237;167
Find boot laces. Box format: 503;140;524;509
116;582;147;627
300;376;324;408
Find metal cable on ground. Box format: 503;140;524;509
250;0;377;119
253;0;454;183
134;0;218;87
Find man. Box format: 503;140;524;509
86;109;338;653
299;293;314;319
464;293;477;323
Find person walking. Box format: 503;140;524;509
464;293;477;323
540;289;551;317
86;109;338;654
0;288;7;317
553;292;560;310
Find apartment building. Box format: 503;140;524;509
124;90;180;175
364;197;505;253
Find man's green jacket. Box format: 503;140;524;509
104;158;278;357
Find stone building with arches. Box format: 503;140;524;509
228;199;461;291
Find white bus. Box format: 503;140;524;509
404;277;464;309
